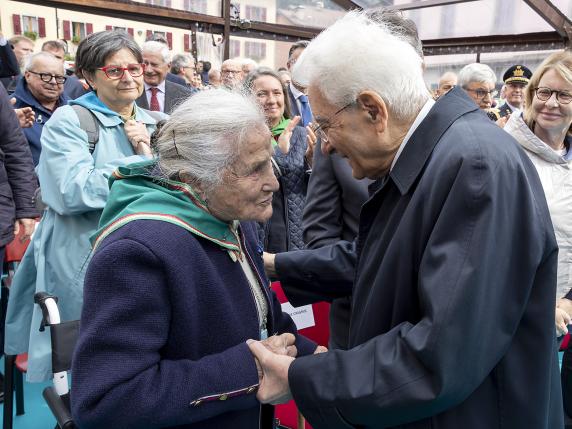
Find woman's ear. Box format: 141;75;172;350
81;70;96;91
356;91;388;132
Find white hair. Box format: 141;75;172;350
142;40;171;64
292;11;429;122
458;63;497;88
154;89;268;193
25;51;65;73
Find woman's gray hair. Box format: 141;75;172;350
458;63;497;88
154;89;269;193
75;30;142;79
291;11;429;123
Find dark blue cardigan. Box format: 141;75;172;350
71;220;316;429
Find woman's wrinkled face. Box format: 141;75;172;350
206;129;279;223
531;69;572;137
87;48;144;110
252;75;285;127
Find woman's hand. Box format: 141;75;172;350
305;122;317;166
124;119;152;156
556;306;571;337
276;116;301;154
495;114;510;128
261;333;297;358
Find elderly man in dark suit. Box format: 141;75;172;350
249;11;562;429
136;41;192;115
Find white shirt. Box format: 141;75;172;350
144;80;166;113
289;82;305;115
390;98;436;171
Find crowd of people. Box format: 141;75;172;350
0;7;571;429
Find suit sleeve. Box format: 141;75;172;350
0;41;19;78
71;238;262;429
303;138;344;249
288;145;554;427
275;240;355;306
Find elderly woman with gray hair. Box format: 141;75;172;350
71;89;321;429
4;29;165;382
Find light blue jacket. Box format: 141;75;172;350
4;92;166;382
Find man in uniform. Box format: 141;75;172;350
497;64;532;118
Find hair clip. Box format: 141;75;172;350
172;129;180;157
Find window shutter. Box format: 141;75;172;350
166;0;172;7
38;17;46;37
262;8;266;22
12;14;21;35
128;27;134;37
146;30;153;40
105;25;112;31
86;23;93;35
63;20;71;40
166;32;172;49
184;34;190;52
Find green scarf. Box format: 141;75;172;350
270;117;291;145
92;160;242;259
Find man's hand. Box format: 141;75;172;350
263;252;276;278
14;218;35;242
124;120;152;156
556;307;571;337
261;333;297;358
11;98;35;128
247;339;294;405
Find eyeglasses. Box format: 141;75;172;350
535;87;572;105
465;88;498;99
97;63;145;80
311;102;354;143
27;70;67;84
221;69;242;75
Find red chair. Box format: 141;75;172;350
271;281;330;429
2;227;32;429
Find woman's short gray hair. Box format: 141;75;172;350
291;11;429;122
75;30;142;79
458;63;497;88
154;89;269;193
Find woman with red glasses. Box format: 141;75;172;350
4;29;166;383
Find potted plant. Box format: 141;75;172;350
71;35;81;45
24;31;38;41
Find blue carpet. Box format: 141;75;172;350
0;378;56;429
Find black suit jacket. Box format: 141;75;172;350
278;139;371;349
136;80;193;115
0;42;19;79
288;87;562;428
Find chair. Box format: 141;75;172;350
34;292;79;429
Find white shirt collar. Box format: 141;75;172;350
289;83;304;99
145;80;166;93
390;98;435;171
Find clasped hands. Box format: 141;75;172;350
124;119;152;156
247;333;327;405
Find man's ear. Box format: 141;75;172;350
356;91;388;132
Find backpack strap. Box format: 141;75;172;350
71;104;99;154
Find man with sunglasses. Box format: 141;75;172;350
12;51;68;165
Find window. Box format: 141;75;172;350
183;0;207;14
153;31;166;39
22;16;39;34
230;39;241;58
147;0;172;6
113;26;126;31
72;22;86;41
245;6;267;22
244;41;266;61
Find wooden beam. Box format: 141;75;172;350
329;0;362;10
423;31;567;55
384;0;478;11
222;0;230;60
523;0;572;38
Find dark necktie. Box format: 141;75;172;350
150;87;160;112
298;94;313;127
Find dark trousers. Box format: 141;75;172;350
563;347;572;417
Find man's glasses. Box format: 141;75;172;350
465;88;498;99
97;63;145;80
27;70;67;84
221;69;242;75
311;102;354;143
535;87;572;105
